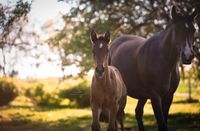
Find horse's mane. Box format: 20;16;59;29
144;20;176;47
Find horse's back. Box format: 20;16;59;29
110;35;145;58
110;35;146;62
110;35;147;98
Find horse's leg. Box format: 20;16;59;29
162;93;173;123
107;104;118;131
91;105;101;131
150;94;167;131
162;87;178;123
117;110;125;131
135;99;147;131
162;67;180;123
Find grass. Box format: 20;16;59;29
177;79;198;94
0;79;200;131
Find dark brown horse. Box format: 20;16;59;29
90;30;127;131
110;6;197;131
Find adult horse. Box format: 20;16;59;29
109;6;197;131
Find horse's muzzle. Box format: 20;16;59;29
95;65;105;77
181;52;194;64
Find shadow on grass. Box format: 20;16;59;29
125;113;200;131
0;111;199;131
0;114;91;131
0;104;89;112
173;98;199;104
168;113;200;130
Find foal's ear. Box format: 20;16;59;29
90;30;97;44
104;31;110;44
189;8;198;21
171;6;179;20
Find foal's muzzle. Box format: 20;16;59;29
95;65;105;77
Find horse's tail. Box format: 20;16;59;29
99;111;109;123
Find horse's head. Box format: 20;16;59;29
171;6;198;64
90;30;110;78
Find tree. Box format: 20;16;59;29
0;0;31;76
49;0;200;75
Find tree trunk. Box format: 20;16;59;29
188;77;192;101
0;48;6;76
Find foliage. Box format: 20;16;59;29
0;0;30;33
25;83;61;106
59;79;90;107
49;0;200;75
0;78;18;106
193;35;200;80
0;0;31;76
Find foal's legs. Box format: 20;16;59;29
107;104;118;131
135;99;147;131
117;96;126;131
151;95;167;131
91;105;101;131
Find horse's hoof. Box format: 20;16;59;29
107;127;117;131
91;124;100;131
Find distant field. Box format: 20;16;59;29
0;79;200;131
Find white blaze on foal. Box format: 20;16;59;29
99;43;103;48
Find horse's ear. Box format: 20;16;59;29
90;30;97;44
190;8;198;21
104;31;110;44
171;6;179;20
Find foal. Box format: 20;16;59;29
90;30;127;131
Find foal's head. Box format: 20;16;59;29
170;6;198;64
90;30;110;78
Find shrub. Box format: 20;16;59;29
0;79;18;106
59;80;90;107
25;83;61;106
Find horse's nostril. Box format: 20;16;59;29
181;52;194;64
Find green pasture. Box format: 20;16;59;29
0;79;200;131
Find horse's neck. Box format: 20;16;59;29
160;27;180;68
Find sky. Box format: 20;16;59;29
0;0;79;78
21;0;78;78
30;0;65;21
